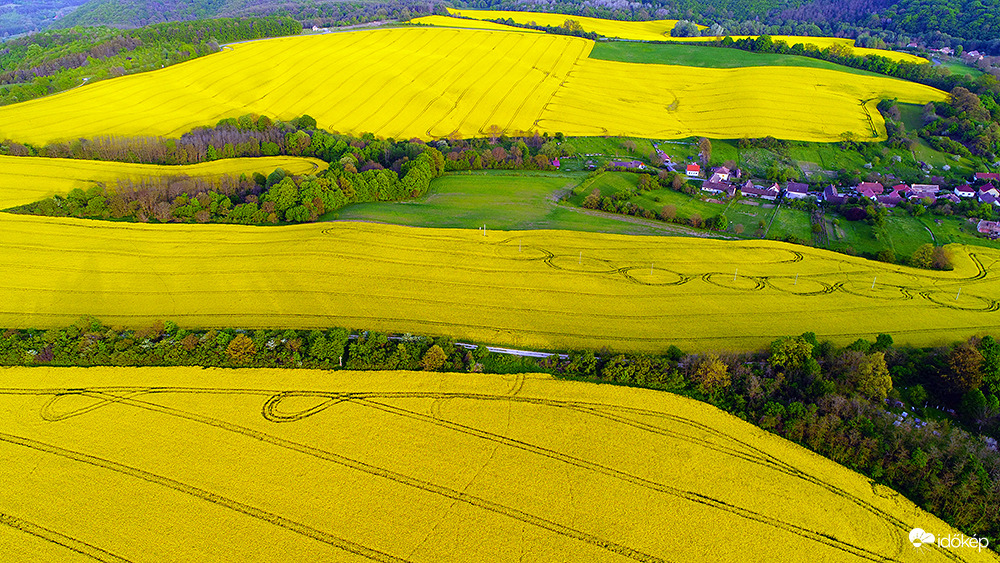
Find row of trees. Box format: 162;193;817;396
2;317;998;547
2;114;564;172
11;147;443;225
4;116;571;225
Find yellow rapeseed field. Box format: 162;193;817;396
0;366;990;562
0;218;997;352
0;28;588;145
447;9;927;63
0;155;326;209
446;8;696;41
538;58;948;140
410;14;542;33
0;27;943;145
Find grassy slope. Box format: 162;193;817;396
589;42;882;77
335;170;701;236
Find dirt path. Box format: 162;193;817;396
560;205;735;238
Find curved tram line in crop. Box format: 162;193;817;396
0;385;980;562
491;236;1000;313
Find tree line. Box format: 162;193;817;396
3;115;567;224
1;316;997;550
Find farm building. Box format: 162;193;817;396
955;185;976;198
877;192;903;207
979;220;1000;238
910;184;940;200
702;180;736;197
784;182;809;199
975;172;1000;182
822;185;847;205
741;181;779;200
857;182;884;199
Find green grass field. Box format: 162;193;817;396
940;59;984;78
589;42;882;77
335;170;698;236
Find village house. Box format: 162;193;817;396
784;182;809;199
955;185;977;198
702;179;736;198
686;163;701;177
974;172;1000;183
910;184;940;201
823;185;847;205
980;185;1000;205
938;193;961;204
710;166;731;181
857;182;884;199
963;50;985;62
978;220;1000;238
740;180;780;200
877;192;904;207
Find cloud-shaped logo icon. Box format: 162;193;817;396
910;528;935;548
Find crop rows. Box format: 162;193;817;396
0;27;943;145
447;9;928;63
537;58;948;141
0;366;987;562
0;217;995;352
0;155;325;209
0;28;588;145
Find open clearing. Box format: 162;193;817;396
445;10;927;63
589;41;884;76
0;155;326;209
0;366;990;562
0;216;998;351
0;27;945;145
337;171;699;235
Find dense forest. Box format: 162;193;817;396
1;317;997;551
6;0;1000;55
0;0;87;38
48;0;442;29
0;16;300;105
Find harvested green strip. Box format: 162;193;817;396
589;42;881;76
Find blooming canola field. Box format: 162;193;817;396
0;366;991;562
0;27;946;145
0;155;326;209
0;217;998;352
446;9;928;63
538;59;945;140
